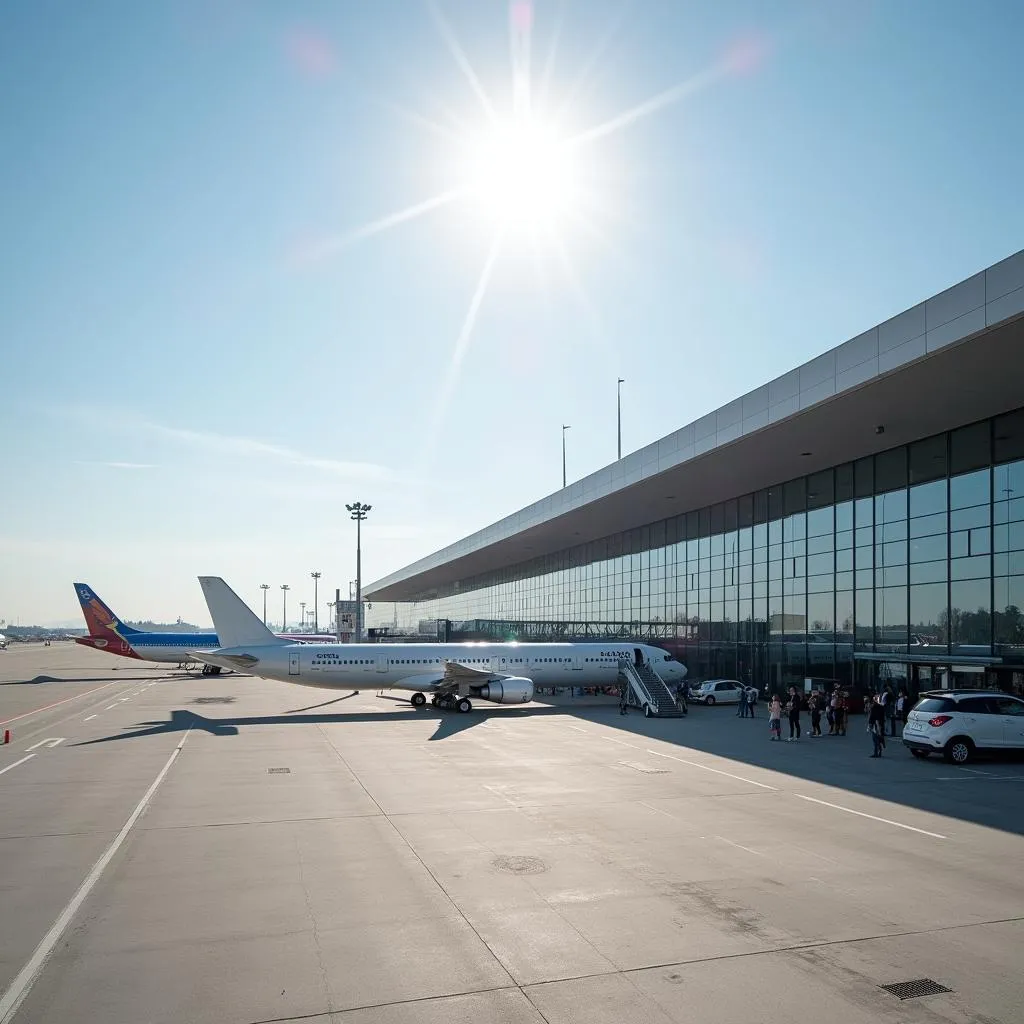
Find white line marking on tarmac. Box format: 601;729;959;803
602;736;639;748
0;755;36;777
83;715;97;722
25;738;63;752
646;749;779;790
0;727;192;1024
793;793;946;839
714;835;764;857
566;725;589;733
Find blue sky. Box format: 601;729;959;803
2;0;1023;628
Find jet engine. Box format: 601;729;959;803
474;678;534;704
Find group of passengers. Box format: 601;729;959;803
763;684;911;756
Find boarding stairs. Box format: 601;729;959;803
618;660;684;718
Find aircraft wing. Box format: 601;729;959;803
442;659;510;683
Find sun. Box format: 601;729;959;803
464;114;578;229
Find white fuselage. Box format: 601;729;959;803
201;640;687;695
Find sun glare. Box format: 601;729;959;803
466;115;577;228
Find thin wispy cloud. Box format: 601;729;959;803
57;407;394;481
74;460;158;470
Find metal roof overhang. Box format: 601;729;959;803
367;313;1023;601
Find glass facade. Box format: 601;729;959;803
369;409;1024;699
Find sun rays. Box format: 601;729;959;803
307;2;766;466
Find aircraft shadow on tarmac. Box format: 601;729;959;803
72;696;1024;836
73;702;571;746
2;675;124;686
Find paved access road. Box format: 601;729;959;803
1;643;1023;1023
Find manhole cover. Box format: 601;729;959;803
880;979;952;1000
267;767;291;774
492;855;547;875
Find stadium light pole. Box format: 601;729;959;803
346;502;372;641
562;425;570;488
280;584;290;631
617;377;625;460
310;571;321;632
260;584;270;625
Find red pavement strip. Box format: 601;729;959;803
0;682;119;727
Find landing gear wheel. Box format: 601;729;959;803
705;695;716;706
910;749;929;759
430;696;439;707
410;692;427;708
644;703;652;718
944;737;974;765
457;697;472;714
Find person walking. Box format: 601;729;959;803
867;694;886;757
826;687;838;735
887;688;900;736
768;695;782;740
786;686;802;741
898;689;910;729
745;684;758;718
736;685;748;718
809;692;822;736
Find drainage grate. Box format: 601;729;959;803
880;979;952;1000
267;767;291;774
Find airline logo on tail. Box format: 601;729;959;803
73;583;140;640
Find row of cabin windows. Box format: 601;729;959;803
312;655;633;666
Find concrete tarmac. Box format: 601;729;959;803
1;643;1023;1023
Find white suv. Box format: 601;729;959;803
691;680;745;705
902;690;1024;765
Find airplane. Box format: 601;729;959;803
72;582;337;674
193;576;688;713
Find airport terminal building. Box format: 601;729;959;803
365;250;1024;699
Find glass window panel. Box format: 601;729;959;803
806;506;833;538
752;522;767;548
738;493;754;527
769;520;782;545
808;592;834;631
835;548;853;572
836;463;854;502
951;532;969;558
876;586;908;648
855;496;873;526
807;552;833;576
950;468;990;510
994;552;1024;577
875;447;908;492
855;589;874;645
883;540;907;566
855;457;874;499
785;593;806;633
883;566;908;587
807;534;834;555
835;501;853;532
951;505;990;532
739;525;752;551
910;511;948;538
808;573;834;594
969;527;991;556
836;570;854;591
836;529;853;550
994;410;1024;464
910;582;948;645
807;470;834;510
876;489;908;522
951;555;990;581
950;421;990;475
993;459;1024;505
994;576;1024;650
910;560;947;584
856;526;874;547
836;590;854;636
910;479;947;518
950;579;991;648
784;479;807;515
856;568;874;590
881;520;908;542
909;434;947;484
995;521;1024;554
785;513;807;541
911;534;947;562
